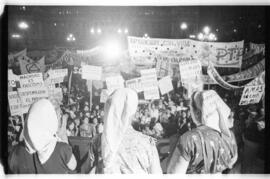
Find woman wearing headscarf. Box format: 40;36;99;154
9;99;77;174
167;90;238;174
101;88;162;174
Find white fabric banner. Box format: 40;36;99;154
158;76;174;95
19;73;44;88
239;85;265;105
81;65;103;80
128;36;243;68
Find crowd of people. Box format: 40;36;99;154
7;75;265;174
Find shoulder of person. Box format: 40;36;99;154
132;130;157;146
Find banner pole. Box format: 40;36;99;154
67;66;73;105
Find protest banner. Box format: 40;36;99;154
128;36;243;68
239;85;265;105
250;42;265;56
207;63;243;90
140;68;158;90
8;91;29;116
45;68;68;84
158;76;173;95
125;77;143;93
203;58;265;84
155;56;182;79
100;89;110;103
144;87;160;100
81;65;102;80
18;86;49;105
245;71;265;86
105;75;124;92
19;73;44;88
8;69;19;88
179;57;202;81
19;56;46;74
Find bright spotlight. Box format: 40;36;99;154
97;28;102;34
180;22;188;30
197;33;204;40
203;26;210;34
124;28;128;34
103;40;122;59
117;28;122;34
233;29;237;33
90;28;95;34
18;21;29;29
189;34;196;38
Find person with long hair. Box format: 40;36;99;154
167;90;238;174
101;88;162;173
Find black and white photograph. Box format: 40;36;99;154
0;0;269;176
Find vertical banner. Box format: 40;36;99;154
239;85;265;105
81;65;102;80
158;76;174;95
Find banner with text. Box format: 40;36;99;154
207;63;242;90
18;87;49;105
179;57;202;81
140;68;158;90
239;85;265;105
81;65;102;80
128;36;243;67
125;77;143;93
8;91;29;116
250;43;265;56
19;73;44;88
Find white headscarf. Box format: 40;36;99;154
101;88;138;170
192;90;231;137
23;99;58;164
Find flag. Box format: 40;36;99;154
19;56;45;74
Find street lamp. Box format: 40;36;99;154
11;34;21;39
180;22;188;30
117;28;122;34
18;21;29;29
203;26;210;35
124;28;128;34
97;28;102;34
90;28;95;34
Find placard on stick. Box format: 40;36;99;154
239;85;265;105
